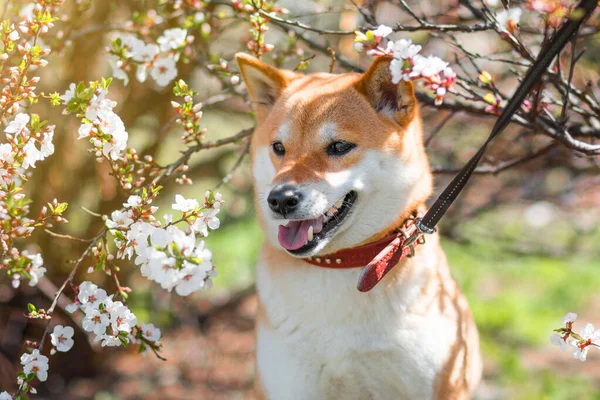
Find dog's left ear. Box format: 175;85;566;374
235;53;297;122
355;56;416;125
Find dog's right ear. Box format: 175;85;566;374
235;53;293;122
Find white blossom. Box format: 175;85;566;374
157;28;187;51
0;391;12;400
172;194;199;212
65;303;79;313
140;322;161;342
4;113;30;136
108;54;129;85
123;195;143;208
82;304;110;336
411;54;448;78
190;208;220;237
106;209;134;229
388;39;422;60
109;301;138;333
50;325;75;352
150;57;178;87
571;323;600;362
94;334;122;347
24;252;46;286
563;312;578;324
20;349;49;382
496;8;522;31
550;333;568;351
77;281;107;305
85;90;116;121
60;83;76;105
371;25;393;38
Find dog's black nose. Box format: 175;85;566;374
267;185;302;216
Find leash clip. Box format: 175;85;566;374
399;217;428;257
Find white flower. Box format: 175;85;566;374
85;90;116;121
0;143;13;163
94;334;122;347
123;195;143;208
371;25;393;38
106;209;134;229
11;274;21;289
572;344;589;362
157;28;187;51
65;303;79;313
108;54;129;85
22;140;40;169
496;8;522;31
50;325;75;352
175;265;207;296
77;281;107;305
132;43;159;63
410;54;448;78
41;126;55;158
388;39;422;60
109;301;137;333
0;391;12;400
78;123;94;139
25;252;46;287
95;110;128;160
121;34;146;59
61;83;76;105
580;323;600;343
550;333;568;351
190;208;220;236
563;312;577;324
4;113;30;136
20;349;49;382
8;30;19;41
150;57;178;87
82;305;110;336
172;194;199;212
140;322;161;342
571;323;600;362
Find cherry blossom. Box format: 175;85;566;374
140;323;161;342
571;323;600;362
20;349;49;382
157;28;188;51
150;56;178;87
24;252;46;287
50;325;75;352
109;302;138;333
4;113;30;136
496;7;523;33
172;194;199;212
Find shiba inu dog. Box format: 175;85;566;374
236;53;482;400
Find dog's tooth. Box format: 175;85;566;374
281;220;290;227
307;226;314;242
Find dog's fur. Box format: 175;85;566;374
236;53;482;400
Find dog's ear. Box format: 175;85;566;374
355;56;416;126
235;53;295;121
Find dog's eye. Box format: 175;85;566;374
326;141;356;156
272;141;285;156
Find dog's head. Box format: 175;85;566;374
237;54;433;257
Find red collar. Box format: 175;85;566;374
302;217;425;292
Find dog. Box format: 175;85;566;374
236;53;482;400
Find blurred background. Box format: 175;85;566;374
1;0;599;398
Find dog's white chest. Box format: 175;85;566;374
255;246;458;400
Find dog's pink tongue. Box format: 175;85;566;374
278;217;323;250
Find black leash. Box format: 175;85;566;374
415;0;598;236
